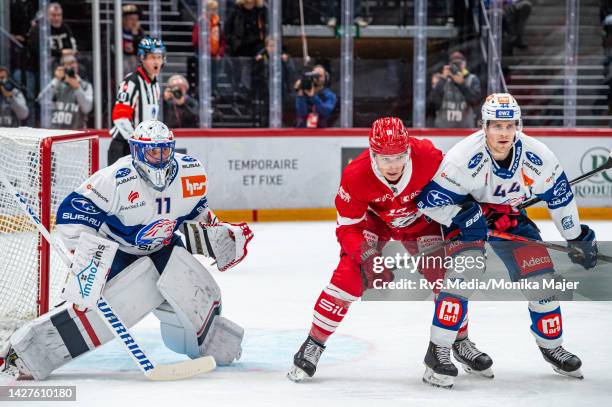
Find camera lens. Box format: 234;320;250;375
1;80;14;91
172;88;183;99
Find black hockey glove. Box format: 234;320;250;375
567;224;598;270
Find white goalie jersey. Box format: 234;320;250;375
416;130;582;240
56;153;216;255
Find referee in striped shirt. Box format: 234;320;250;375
108;36;164;165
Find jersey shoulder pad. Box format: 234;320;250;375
175;153;206;175
444;131;484;167
520;133;556;163
74;164;121;212
341;149;372;186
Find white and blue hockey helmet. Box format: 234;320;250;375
129;120;176;191
481;93;522;129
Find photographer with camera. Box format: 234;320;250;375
428;51;481;128
294;65;337;128
47;54;93;129
0;66;29;127
163;74;199;128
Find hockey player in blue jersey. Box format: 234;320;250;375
1;120;253;379
416;93;598;388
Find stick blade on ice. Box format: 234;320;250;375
145;356;216;381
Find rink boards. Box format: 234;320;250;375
96;128;612;219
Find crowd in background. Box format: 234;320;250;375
2;0;611;130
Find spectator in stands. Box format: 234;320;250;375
432;0;455;26
252;37;297;126
225;0;267;101
27;2;78;67
192;0;226;97
294;65;337;128
10;0;37;91
502;0;532;55
428;51;481;128
0;66;29;127
122;3;145;75
48;54;93;129
163;74;199;128
324;1;369;27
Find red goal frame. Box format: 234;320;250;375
38;131;99;316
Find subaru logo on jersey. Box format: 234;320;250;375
526;151;543;166
181;155;197;162
136;219;177;246
71;198;101;215
115;168;132;178
467;152;483;169
426;190;454;207
495;109;514;119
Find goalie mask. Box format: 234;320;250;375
129;120;176;191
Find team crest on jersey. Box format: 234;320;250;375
526;151;543;166
71;198;100;215
181;155;198;162
467;153;483;169
136;219;177;246
389;210;419;228
426;190;454;207
115;168;132;178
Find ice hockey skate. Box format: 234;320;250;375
287;336;325;383
423;341;458;389
452;337;494;378
539;346;583;379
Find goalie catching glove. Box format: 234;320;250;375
181;221;254;271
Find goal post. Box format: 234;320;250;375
0;128;99;341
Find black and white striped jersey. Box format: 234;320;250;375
110;67;160;140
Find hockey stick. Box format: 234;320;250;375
517;149;612;210
489;229;612;263
0;172;216;381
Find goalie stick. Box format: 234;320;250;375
0;172;216;381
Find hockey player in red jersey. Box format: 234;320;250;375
287;117;491;382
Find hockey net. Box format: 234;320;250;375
0;128;99;345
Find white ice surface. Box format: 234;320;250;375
2;221;611;407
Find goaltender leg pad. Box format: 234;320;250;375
154;246;244;364
9;257;164;380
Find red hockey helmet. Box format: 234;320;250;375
369;117;409;155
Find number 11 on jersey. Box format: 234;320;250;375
156;197;170;214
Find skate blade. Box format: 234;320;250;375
287;365;309;383
423;366;454;389
462;364;494;379
553;366;583;380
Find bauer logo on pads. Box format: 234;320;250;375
181;175;207;198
